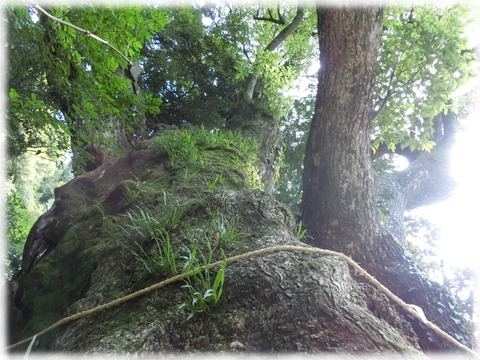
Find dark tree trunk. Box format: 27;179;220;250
301;6;473;352
302;7;383;263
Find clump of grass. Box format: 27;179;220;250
155;126;261;189
163;205;189;233
212;216;249;248
122;177;142;205
295;221;307;241
123;205;179;275
156;130;200;167
122;206;165;240
93;201;108;228
179;240;226;319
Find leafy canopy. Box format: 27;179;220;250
373;5;476;152
7;5;169;157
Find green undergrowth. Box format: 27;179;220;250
117;127;258;318
156;126;262;190
122;194;249;318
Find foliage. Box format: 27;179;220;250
6;7;72;158
155;127;261;189
180;241;227;319
211;216;250;248
229;6;317;116
373;5;477;153
5;193;36;278
7;3;475;173
295;221;307;241
123;203;184;275
122;179;142;205
141;5;317;129
132;231;178;276
7;5;169;162
141;7;240;128
4;152;73;278
123;206;166;241
93;201;109;229
123;202;229;319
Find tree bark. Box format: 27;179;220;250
302;7;383;263
301;7;473;351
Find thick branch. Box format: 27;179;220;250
371;142;421;162
266;7;304;52
253;6;285;25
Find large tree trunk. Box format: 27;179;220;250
7;134;423;354
301;6;473;352
302;7;382;263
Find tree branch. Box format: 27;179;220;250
253;6;285;25
33;4;133;67
266;6;304;52
244;6;305;102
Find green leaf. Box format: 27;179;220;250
9;88;19;101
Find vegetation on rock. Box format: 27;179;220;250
5;2;479;356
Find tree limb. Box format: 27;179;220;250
244;6;305;101
252;6;285;25
33;4;133;67
267;6;304;52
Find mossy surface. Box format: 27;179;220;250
9;128;421;354
12;128;260;347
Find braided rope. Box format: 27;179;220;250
7;245;478;356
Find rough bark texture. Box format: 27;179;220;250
302;7;383;261
300;7;473;353
7;131;425;355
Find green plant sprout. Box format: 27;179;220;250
179;240;227;319
162;206;189;232
206;174;225;192
131;231;178;275
122;206;164;240
122;177;142;204
93;201;109;228
213;216;249;248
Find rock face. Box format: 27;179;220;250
8;130;422;355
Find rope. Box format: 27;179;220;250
7;245;479;356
